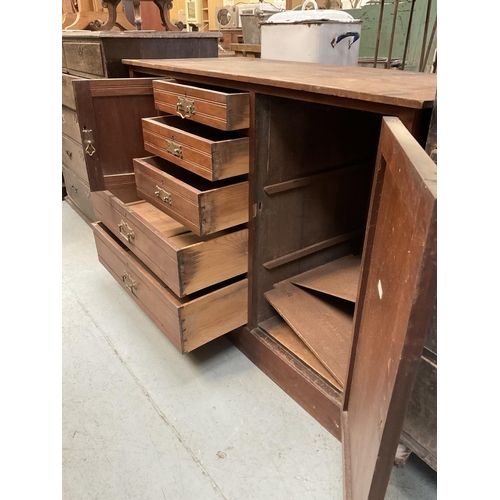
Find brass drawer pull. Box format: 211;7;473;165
166;139;183;159
121;271;137;294
118;220;135;243
82;129;96;157
85;141;96;157
155;185;172;205
65;150;73;160
176;96;196;119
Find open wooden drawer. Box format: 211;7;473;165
152;79;250;131
92;188;248;297
93;221;248;353
134;156;249;237
142;115;249;181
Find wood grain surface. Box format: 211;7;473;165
265;281;354;389
123;58;436;109
260;316;342;391
290;254;361;303
342;116;437;499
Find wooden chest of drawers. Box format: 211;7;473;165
62;73;96;222
74;72;251;354
62;31;221;79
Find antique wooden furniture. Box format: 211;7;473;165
63;0;136;31
62;31;220;78
74;58;437;498
62;31;221;222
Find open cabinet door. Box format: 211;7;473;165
73;77;159;193
341;117;437;500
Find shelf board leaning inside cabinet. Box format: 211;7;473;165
78;57;437;498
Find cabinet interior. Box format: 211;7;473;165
251;94;383;393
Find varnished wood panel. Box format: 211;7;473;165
73;78;158;192
342;117;437;500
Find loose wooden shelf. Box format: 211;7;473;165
264;254;362;388
265;282;354;389
290;254;361;302
259;315;342;391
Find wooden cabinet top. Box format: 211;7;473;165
122;57;437;110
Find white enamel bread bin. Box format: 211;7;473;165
261;0;361;66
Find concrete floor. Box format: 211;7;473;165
62;200;437;500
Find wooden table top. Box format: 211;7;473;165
122;57;437;109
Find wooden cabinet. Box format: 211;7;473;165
76;57;437;498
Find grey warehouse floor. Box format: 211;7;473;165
62;200;437;500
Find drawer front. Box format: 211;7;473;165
92;190;248;296
62;106;81;143
153;80;250;131
63;165;96;222
62;73;79;110
63;41;105;77
142;115;249;181
62;134;89;183
134;156;249;236
92;222;248;353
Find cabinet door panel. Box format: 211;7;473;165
73;77;158;192
342;116;437;500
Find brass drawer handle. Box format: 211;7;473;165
118;220;135;244
155;185;172;205
121;271;137;294
82;129;96;157
176;96;196;119
85;141;96;157
65;150;73;160
166;139;183;159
